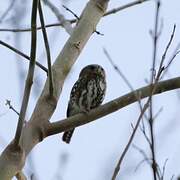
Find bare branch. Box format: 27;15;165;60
46;76;180;136
62;4;103;36
132;144;151;172
164;49;180;71
103;47;149;128
150;1;160;84
153;107;163;120
104;0;150;16
38;0;53;96
159;25;176;72
62;5;80;20
0;40;48;73
111;11;178;177
0;0;150;33
148;2;161;180
5;100;20;116
103;47;134;91
139;122;152;147
0;21;76;32
111;101;150;180
161;159;168;180
14;0;38;147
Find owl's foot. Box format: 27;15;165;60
81;109;90;114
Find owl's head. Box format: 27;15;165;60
79;64;105;78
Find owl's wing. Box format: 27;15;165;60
66;77;86;117
66;76;106;116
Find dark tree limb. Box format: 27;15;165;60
46;76;180;136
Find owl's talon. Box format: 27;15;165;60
81;109;90;114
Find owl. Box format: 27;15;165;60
62;64;106;143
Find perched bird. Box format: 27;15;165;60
62;64;106;144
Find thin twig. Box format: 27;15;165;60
153;107;163;120
134;158;152;172
62;5;80;20
103;46;160;180
150;1;160;84
103;47;149;116
111;101;150;180
111;2;170;177
132;144;151;172
0;21;76;32
103;47;150;131
104;0;151;17
14;0;38;147
111;75;165;180
148;2;161;180
38;1;53;96
5;99;20;116
163;42;180;76
63;4;103;36
146;7;178;180
159;25;176;72
0;40;48;73
161;159;168;180
147;18;178;180
164;50;180;71
139;123;152;147
103;47;134;91
0;0;150;33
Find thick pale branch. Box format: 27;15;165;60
22;0;108;154
46;76;180;136
0;143;25;179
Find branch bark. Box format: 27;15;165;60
46;76;180;136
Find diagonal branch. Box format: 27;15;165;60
38;0;54;96
0;40;48;73
104;0;150;17
148;2;161;180
5;99;20;116
45;76;180;136
14;0;39;147
0;0;150;33
111;101;150;180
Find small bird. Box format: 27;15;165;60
62;64;106;144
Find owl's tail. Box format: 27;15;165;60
62;128;75;144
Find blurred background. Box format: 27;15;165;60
0;0;180;179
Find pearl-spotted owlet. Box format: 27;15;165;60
62;64;106;143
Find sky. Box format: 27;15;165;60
0;0;180;180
